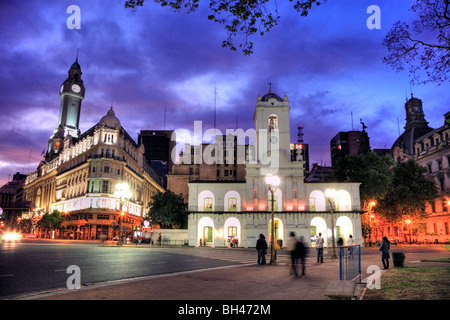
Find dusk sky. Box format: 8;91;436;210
0;0;449;187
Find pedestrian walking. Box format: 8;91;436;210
256;234;268;265
316;233;324;263
380;236;391;270
287;232;299;276
297;236;307;275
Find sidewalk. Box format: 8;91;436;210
20;249;380;301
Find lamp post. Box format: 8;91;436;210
406;219;412;244
114;182;132;246
368;201;376;247
265;174;280;265
325;189;338;259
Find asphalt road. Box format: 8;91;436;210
1;239;448;299
0;239;256;299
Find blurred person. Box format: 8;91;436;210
256;234;268;265
287;232;299;276
297;236;308;275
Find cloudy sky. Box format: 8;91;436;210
0;0;448;187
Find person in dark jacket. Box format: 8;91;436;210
296;236;308;275
380;236;391;270
256;234;268;265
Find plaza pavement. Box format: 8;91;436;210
14;245;450;301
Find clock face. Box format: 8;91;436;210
270;136;278;144
71;84;81;93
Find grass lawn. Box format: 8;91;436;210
363;267;450;300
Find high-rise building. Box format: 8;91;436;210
330;124;370;167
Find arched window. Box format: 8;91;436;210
268;114;278;132
309;190;326;211
198;190;215;212
224;190;241;212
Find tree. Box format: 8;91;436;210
124;0;326;55
383;0;450;85
145;190;188;229
36;210;64;238
327;152;394;210
374;159;439;224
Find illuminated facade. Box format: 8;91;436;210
187;90;363;248
390;96;450;243
23;60;164;240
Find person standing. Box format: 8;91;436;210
256;234;268;265
316;233;324;263
380;236;391;270
347;234;355;258
287;232;299;276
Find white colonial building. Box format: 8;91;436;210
187;89;363;248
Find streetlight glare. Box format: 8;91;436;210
265;174;280;187
325;189;336;198
114;182;132;200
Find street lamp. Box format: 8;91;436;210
325;189;338;259
114;182;132;246
406;219;412;244
265;174;280;265
368;201;376;247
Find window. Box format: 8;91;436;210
228;198;237;211
228;226;237;237
104;166;110;173
268;115;278;131
102;180;109;193
204;198;213;211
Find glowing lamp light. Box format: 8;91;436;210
325;189;337;199
265;174;280;188
298;205;305;211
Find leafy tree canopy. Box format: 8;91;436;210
327;152;394;209
145;190;188;229
124;0;326;55
36;210;64;232
383;0;450;85
374;159;439;223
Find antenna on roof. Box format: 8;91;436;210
214;87;217;130
164;105;167;130
76;48;79;61
351;110;354;130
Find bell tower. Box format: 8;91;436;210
46;59;85;160
57;58;85;138
253;88;291;162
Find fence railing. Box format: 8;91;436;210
339;244;361;282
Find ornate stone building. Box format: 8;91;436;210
23;60;164;240
389;95;450;243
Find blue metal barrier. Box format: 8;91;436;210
339;245;361;282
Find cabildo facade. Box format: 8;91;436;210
186;90;363;248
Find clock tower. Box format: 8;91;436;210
47;59;85;160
